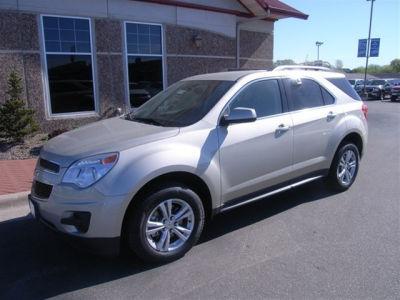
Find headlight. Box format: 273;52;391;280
62;153;118;188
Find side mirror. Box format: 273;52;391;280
221;107;257;125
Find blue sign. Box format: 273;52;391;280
370;38;380;57
358;39;367;57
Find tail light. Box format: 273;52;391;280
362;102;368;119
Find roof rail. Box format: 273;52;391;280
273;65;331;72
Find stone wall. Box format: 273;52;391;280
165;25;273;84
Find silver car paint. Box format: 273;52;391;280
32;70;368;239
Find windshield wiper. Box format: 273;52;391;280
130;116;164;126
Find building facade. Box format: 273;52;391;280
0;0;307;132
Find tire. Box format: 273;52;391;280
391;96;397;102
327;143;360;192
125;183;205;263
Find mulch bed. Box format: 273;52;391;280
0;134;48;160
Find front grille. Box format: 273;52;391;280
33;181;53;199
39;158;60;173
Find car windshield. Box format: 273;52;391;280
126;80;235;127
388;79;400;86
370;80;386;86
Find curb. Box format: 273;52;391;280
0;191;29;209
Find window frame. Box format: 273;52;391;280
123;21;166;109
284;77;337;112
219;77;288;124
40;14;98;118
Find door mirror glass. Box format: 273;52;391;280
221;107;257;125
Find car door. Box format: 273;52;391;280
218;79;294;204
284;77;342;177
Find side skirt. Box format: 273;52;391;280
219;170;328;213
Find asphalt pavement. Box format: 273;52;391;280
0;100;399;299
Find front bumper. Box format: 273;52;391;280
29;157;132;256
29;194;121;256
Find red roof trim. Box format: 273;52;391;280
258;0;308;20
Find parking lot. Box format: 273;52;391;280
0;100;399;299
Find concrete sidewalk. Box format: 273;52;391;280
0;159;36;196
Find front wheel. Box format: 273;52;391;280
327;143;360;191
125;184;205;263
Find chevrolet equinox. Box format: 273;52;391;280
29;67;368;263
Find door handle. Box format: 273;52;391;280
327;111;337;120
276;124;291;133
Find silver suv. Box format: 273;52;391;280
29;67;368;262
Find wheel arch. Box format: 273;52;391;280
336;132;364;158
121;171;213;238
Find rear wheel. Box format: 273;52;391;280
327;143;360;191
125;184;205;263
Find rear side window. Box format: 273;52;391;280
230;79;283;118
321;87;335;105
284;78;325;110
327;78;361;100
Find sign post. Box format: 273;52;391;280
363;0;376;99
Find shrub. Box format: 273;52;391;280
0;70;38;142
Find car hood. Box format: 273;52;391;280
41;117;179;167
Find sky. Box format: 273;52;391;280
273;0;400;69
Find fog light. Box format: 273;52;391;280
61;212;91;233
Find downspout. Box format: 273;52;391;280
236;10;271;69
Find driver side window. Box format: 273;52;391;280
230;79;283;118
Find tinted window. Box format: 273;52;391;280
47;54;95;113
286;78;324;110
128;80;234;127
321;87;335;105
42;16;95;114
126;22;163;107
43;16;91;53
128;56;163;107
327;78;361;100
230;80;283;118
126;23;162;55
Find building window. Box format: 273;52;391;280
125;22;163;108
42;16;96;115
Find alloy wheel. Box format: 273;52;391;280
337;149;357;186
145;199;194;252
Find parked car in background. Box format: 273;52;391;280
348;79;365;89
388;79;400;101
29;67;368;263
359;79;391;100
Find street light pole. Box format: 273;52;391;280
316;41;323;61
363;0;375;98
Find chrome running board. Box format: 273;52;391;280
220;175;324;212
